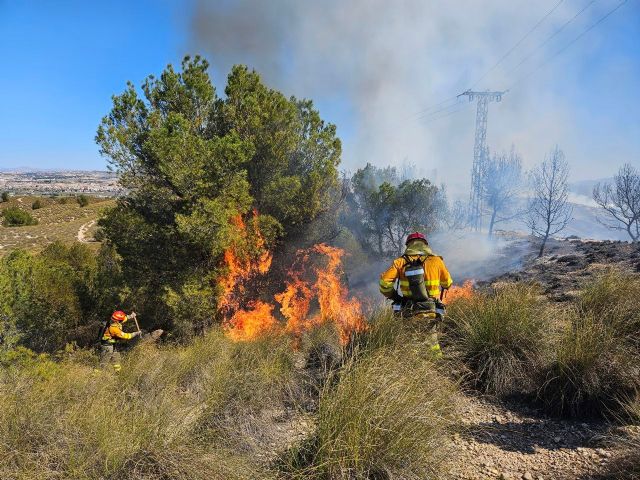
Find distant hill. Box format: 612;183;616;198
499;197;629;242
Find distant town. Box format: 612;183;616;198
0;170;121;196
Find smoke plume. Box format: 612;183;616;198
189;0;634;196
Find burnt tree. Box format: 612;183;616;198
526;146;573;257
593;163;640;242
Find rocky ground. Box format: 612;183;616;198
450;393;613;480
489;237;640;302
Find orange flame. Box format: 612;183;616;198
220;215;366;344
445;279;475;303
219;212;273;314
311;244;366;344
225;301;278;341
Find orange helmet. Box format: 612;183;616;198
405;232;428;245
111;310;127;322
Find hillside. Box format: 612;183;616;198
0;195;114;255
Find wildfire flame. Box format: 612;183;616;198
445;279;475;303
221;213;365;344
219;212;273;313
311;244;365;344
225;301;278;342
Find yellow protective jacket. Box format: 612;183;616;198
102;317;135;344
379;241;453;299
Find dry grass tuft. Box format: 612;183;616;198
0;330;297;479
444;283;551;396
281;313;458;480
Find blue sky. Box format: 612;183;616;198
0;0;638;189
0;1;190;170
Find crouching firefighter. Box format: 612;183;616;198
379;232;453;357
98;310;141;372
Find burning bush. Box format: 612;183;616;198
281;338;458;479
222;241;366;345
96;57;342;339
444;283;551;396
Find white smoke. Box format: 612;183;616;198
189;0;635;197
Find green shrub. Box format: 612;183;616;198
1;192;8;202
444;283;551;395
281;341;457;479
77;194;90;207
0;243;125;352
57;196;69;204
1;206;38;226
31;199;43;210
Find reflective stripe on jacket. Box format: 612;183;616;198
379;254;452;299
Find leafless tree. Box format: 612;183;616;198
526;146;573;257
593;163;640;242
482;146;523;238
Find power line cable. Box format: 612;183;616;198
416;99;465;120
421;102;472;125
414;0;565;121
468;0;565;89
509;0;628;89
411;95;459;117
505;0;597;78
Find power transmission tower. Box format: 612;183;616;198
458;90;506;231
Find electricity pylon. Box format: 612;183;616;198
458;90;506;231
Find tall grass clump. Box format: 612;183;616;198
538;311;638;417
0;329;300;479
281;336;458;479
539;271;640;417
444;283;551;396
578;269;640;350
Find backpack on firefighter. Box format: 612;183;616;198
392;254;446;320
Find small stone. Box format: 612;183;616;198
522;472;534;480
499;473;510;480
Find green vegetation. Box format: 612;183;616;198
283;334;456;479
0;312;457;480
445;283;550;396
1;192;9;202
0;242;123;352
31;198;43;209
538;271;640;417
0;196;114;255
347;163;445;257
77;194;90;207
1;206;38;226
444;270;640;418
0;331;296;479
96;56;342;338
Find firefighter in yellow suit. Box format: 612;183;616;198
100;310;141;372
379;232;453;356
